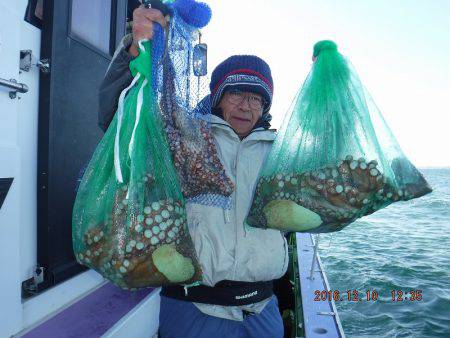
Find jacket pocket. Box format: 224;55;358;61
239;228;288;282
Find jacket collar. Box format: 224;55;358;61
208;115;276;142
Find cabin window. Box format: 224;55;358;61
70;0;112;55
24;0;44;29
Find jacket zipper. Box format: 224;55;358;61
234;143;249;238
233;142;241;278
223;208;230;223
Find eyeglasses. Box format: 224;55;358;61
225;89;265;111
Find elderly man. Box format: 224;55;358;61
99;6;287;338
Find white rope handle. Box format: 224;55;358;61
129;78;148;158
114;40;150;183
114;73;141;183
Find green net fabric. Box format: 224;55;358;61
72;41;202;289
246;40;432;233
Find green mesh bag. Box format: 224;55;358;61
246;40;432;233
72;41;202;289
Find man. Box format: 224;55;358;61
99;6;287;338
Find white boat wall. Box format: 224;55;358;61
0;1;160;337
0;1;344;337
1;0;43;335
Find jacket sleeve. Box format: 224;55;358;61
98;34;135;133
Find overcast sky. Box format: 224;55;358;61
201;0;450;168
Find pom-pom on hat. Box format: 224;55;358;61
173;0;212;28
210;55;274;113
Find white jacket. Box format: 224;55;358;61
186;115;289;321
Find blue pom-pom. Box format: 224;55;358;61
174;0;212;28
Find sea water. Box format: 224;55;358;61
320;169;450;338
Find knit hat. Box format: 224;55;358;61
210;55;274;113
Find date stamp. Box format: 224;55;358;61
314;290;423;302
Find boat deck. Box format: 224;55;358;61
14;233;345;338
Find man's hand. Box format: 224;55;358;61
128;6;167;57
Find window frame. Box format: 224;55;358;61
24;0;43;29
23;0;129;299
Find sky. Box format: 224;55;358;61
201;0;450;168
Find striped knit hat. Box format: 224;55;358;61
210;55;274;113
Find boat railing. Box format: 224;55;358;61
295;233;346;338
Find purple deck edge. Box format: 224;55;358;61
21;283;154;338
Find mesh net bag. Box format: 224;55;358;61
246;40;432;233
151;2;234;209
72;40;202;289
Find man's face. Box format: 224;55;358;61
218;89;265;139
